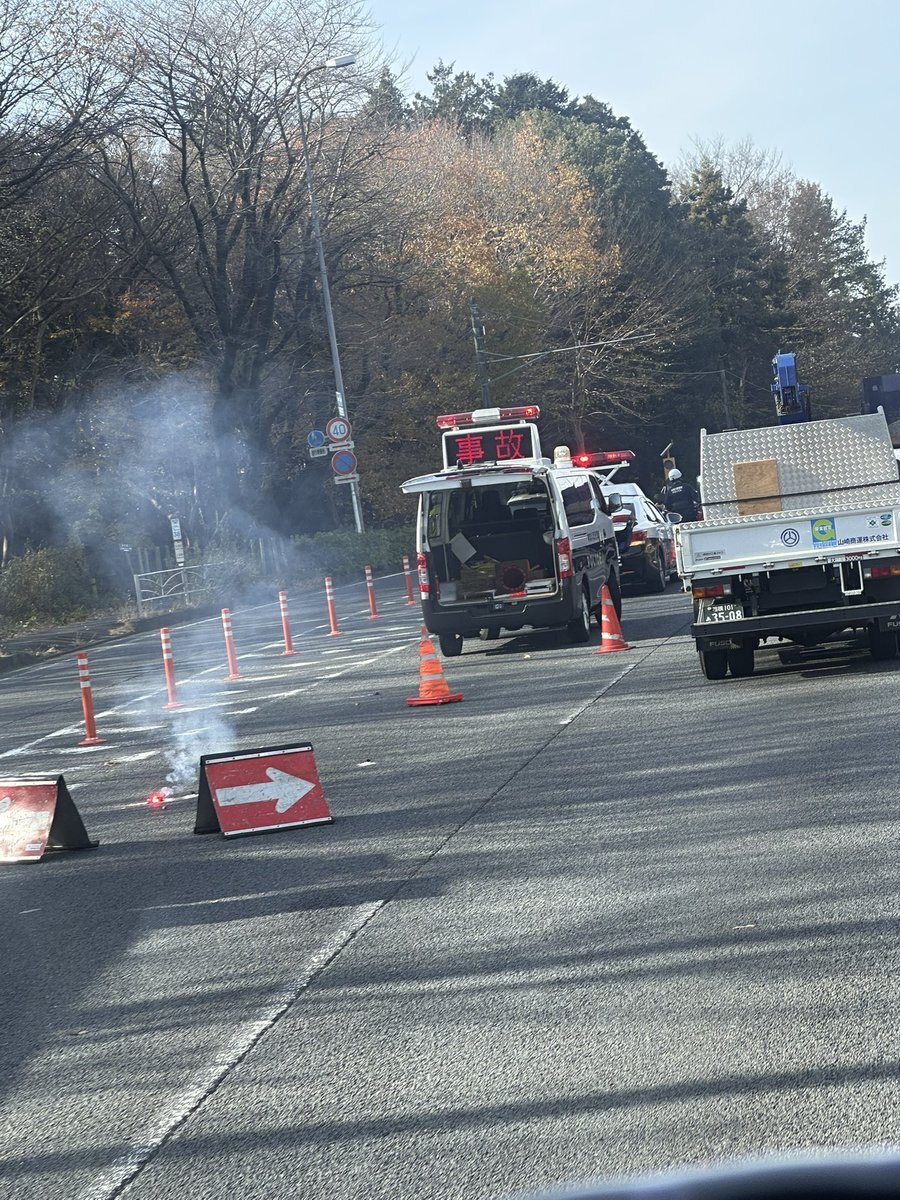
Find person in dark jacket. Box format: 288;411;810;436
657;468;700;521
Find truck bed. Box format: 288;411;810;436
677;500;900;578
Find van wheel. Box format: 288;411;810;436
567;586;592;643
869;625;899;661
438;632;463;657
699;648;728;679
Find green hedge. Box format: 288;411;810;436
0;546;99;630
288;528;415;584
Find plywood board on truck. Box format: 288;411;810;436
733;459;782;515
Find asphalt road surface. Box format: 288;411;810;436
1;575;899;1200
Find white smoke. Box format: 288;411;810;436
165;710;238;793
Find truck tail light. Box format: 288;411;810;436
692;582;732;598
556;536;572;579
867;563;900;578
416;552;430;597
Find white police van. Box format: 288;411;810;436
400;406;622;656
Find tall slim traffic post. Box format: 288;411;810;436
297;59;365;534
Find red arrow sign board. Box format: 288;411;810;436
194;743;333;838
0;777;98;863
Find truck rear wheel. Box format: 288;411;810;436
727;644;755;677
699;648;728;680
438;632;463;657
868;625;899;661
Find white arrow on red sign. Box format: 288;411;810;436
215;767;316;814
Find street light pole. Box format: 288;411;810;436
297;56;365;534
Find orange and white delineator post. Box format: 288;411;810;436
159;627;183;708
596;585;630;653
76;651;104;745
324;576;341;637
402;555;416;605
406;628;463;706
221;608;244;680
364;565;380;619
278;591;296;656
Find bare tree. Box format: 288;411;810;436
93;0;382;462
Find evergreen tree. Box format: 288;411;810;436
681;162;784;424
410;61;496;135
488;72;572;124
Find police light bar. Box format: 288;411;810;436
572;450;636;467
436;405;540;429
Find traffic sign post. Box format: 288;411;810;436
193;743;333;838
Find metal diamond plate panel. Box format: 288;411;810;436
700;413;900;518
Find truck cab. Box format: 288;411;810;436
400;406;621;656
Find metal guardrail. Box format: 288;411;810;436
132;566;209;616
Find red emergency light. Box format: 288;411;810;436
436;405;540;429
572;450;636;467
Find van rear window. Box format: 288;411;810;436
558;476;594;526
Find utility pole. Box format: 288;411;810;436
297;60;364;534
470;300;491;407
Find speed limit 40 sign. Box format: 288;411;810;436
326;417;352;444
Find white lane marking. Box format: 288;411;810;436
1;642;412;761
76;901;384;1200
105;725;163;735
552;663;638;730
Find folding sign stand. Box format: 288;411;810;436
0;777;99;863
193;743;333;839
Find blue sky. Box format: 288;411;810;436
366;0;900;285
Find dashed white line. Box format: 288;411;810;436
76;901;384;1200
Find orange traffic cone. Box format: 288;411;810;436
596;585;630;653
406;628;464;706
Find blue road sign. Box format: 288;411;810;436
307;430;327;449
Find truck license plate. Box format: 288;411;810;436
698;600;744;623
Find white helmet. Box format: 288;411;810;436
668;468;682;481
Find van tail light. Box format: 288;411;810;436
556;536;572;579
416;552;430;598
630;529;647;546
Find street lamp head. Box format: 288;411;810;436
325;54;356;69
